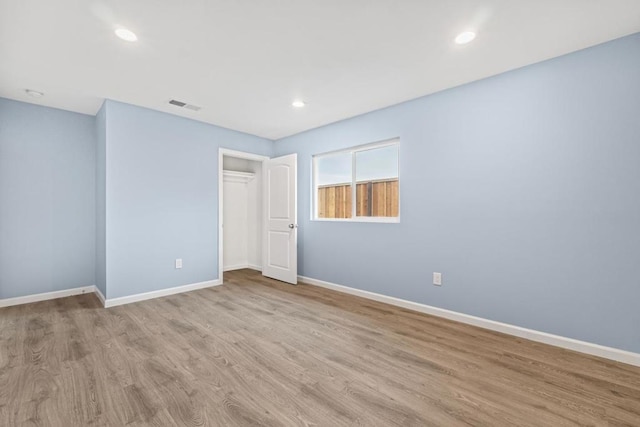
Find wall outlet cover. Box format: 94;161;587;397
433;272;442;286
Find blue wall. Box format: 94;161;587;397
0;98;96;299
274;33;640;353
102;100;272;299
95;102;107;297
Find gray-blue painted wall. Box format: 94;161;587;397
95;102;107;297
273;33;640;353
0;98;96;299
102;100;272;299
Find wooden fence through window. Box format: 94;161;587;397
317;178;398;218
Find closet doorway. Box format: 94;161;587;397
219;149;268;281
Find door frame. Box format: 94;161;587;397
218;148;270;284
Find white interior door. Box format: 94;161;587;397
263;154;297;284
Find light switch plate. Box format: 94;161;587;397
175;258;183;269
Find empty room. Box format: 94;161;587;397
1;1;640;426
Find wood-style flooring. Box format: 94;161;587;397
1;269;639;426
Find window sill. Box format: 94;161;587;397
311;217;400;224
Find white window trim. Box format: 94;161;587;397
311;138;400;223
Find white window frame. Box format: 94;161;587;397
312;138;400;223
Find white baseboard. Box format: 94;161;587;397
247;263;262;272
94;286;106;307
224;264;248;272
299;275;640;368
1;279;223;310
103;279;222;308
0;285;95;308
224;263;262;272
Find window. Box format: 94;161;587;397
313;139;399;222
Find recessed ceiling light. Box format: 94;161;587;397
115;28;137;42
25;89;44;98
455;31;476;45
292;100;305;108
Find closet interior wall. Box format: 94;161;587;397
222;156;262;272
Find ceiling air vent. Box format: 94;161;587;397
168;99;201;111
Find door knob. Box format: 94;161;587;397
288;224;297;229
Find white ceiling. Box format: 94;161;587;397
1;1;639;140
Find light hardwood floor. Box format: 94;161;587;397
1;269;639;426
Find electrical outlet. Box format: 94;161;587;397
433;272;442;286
175;258;183;269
